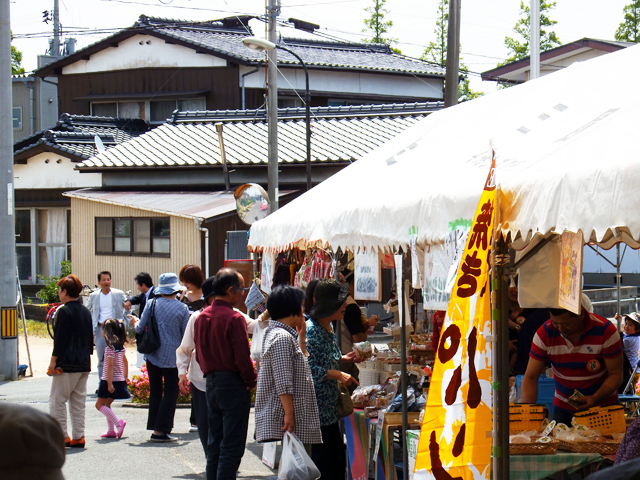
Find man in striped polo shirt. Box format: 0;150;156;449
521;304;623;426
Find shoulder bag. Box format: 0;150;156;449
336;382;354;418
136;299;161;354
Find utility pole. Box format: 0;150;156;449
266;0;279;212
0;0;18;381
444;0;461;107
52;0;61;57
530;0;540;79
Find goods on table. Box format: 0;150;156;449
353;341;372;360
509;431;559;455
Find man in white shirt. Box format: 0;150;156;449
86;271;128;390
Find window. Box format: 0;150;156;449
12;107;22;129
278;97;302;109
150;100;177;123
15;208;71;283
91;98;206;123
95;217;170;256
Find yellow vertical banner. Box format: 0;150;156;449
415;155;496;480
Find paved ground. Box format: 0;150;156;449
1;334;277;480
3;329;393;479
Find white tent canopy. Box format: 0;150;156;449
248;44;640;253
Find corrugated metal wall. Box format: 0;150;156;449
58;67;241;116
70;198;201;292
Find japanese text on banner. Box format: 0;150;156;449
415;155;496;480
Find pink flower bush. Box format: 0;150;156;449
127;364;192;404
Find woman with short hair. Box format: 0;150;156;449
255;285;321;446
48;274;94;449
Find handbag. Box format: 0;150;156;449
136;299;161;354
336;382;354;419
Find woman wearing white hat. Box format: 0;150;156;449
132;272;190;442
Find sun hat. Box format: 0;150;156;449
155;272;186;295
202;276;215;301
581;293;593;313
308;280;349;319
624;312;640;326
0;402;65;480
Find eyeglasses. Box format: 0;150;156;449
235;287;251;292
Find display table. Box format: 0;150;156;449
345;410;422;480
344;410;385;480
509;452;603;480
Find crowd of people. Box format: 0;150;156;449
37;262;640;479
43;263;368;480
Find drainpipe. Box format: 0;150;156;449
21;78;35;135
241;67;260;110
195;219;210;278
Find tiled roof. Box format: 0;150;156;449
36;15;445;78
77;102;441;170
13;114;150;162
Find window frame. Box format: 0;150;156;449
95;217;170;257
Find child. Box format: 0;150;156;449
95;318;130;438
619;312;640;393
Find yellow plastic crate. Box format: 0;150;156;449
573;405;626;435
509;419;544;434
509;403;545;416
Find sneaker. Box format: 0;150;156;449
101;431;117;438
69;437;85;448
115;419;127;439
64;437;71;448
188;425;198;433
150;433;177;442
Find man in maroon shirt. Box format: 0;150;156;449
194;268;256;480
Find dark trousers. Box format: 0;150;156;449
205;371;251;480
191;383;209;453
146;360;179;433
312;422;346;479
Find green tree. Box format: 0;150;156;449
615;1;640;43
11;31;25;75
421;0;483;102
362;0;401;53
501;0;561;65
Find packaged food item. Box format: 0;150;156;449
364;406;380;418
353;341;372;360
47;367;63;376
351;385;382;408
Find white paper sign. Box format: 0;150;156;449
260;252;275;295
354;252;381;301
422;244;451;310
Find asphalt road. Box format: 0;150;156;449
0;371;277;480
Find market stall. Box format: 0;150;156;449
249;43;640;479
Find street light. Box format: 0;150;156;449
243;37;313;191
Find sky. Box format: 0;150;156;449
9;0;632;93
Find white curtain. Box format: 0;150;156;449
45;209;66;276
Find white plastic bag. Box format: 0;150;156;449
250;319;268;362
277;431;320;480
